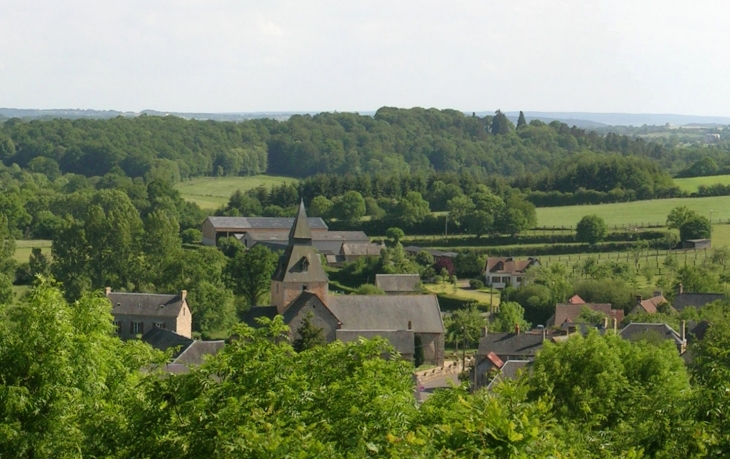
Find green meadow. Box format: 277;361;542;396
175;175;298;210
674;175;730;193
13;240;52;264
536;195;730;228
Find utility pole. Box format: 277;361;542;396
444;213;448;242
710;210;713;240
461;326;466;373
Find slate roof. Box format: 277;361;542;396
290;200;313;241
247;230;369;243
205;216;328;231
548;303;622;327
173;340;225;365
271;244;329;283
375;274;421;293
326;294;444;334
619;323;684;347
477;332;545;359
281;291;332;324
486;360;531;390
336;330;415;355
342;242;384;256
673;293;724;312
241;306;279;328
141;327;193;355
485;257;540;275
109;292;185;318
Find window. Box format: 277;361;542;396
491;276;500;283
113;321;122;334
154;322;166;329
130;321;144;335
502;276;510;283
301;257;309;272
302;284;308;291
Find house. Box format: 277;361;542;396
341;241;386;263
681;238;711;250
485;360;532;390
546;302;623;327
106;288;192;339
567;294;585;304
375;274;421;295
201;216;328;246
141;327;225;374
243;201;446;365
472;327;546;388
631;292;672;315
619;322;686;354
484;257;540;289
672;284;724;312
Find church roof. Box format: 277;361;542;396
289;200;312;242
327;294;444;334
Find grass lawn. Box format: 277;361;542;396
674;175;730;193
536;195;730;228
11;286;29;305
424;282;500;306
175;175;298;210
13;240;52;264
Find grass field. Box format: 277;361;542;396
424;282;500;307
674;175;730;193
536;195;730;228
13;240;52;263
175;175;298;210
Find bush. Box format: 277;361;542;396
469;279;484;289
182;228;202;244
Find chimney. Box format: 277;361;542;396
180;290;188;302
602;317;608;329
613;318;618;334
337;321;342;330
635;295;642;305
481;326;488;337
407;320;412;330
653;290;662;298
104;287;112;297
515;323;520;335
681;320;686;342
678;283;684;295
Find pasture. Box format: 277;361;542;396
13;240;52;264
674;175;730;193
175;175;298;210
535;195;730;228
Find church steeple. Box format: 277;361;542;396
289;199;312;243
271;200;329;313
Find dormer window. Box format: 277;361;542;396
301;257;309;272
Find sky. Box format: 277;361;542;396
1;0;729;115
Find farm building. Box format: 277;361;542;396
201;216;328;246
105;288;192;339
681;239;711;250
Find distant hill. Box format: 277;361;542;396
500;111;730;127
2;107;729;127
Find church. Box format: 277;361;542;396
244;201;445;365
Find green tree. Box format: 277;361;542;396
666;205;698;230
680;215;711;241
445;304;487;349
28;247;51;278
446;194;474;225
293;312;327;352
395;191;431;225
308;195;333;218
575;214;608;244
466;210;494;238
332;190;366;221
385;227;405;244
188;280;237;333
224;244;278;306
516;110;527;129
491;109;514;135
0;273;13;305
0;214;16;277
354;284;385;295
490;301;530;333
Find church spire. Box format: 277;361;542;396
289;199;312;243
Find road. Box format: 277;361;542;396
416;372;462;402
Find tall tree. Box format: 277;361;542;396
516;111;527;129
293;312;326;352
0;215;16;277
491;110;514;135
576;214;608;244
224;244;278;306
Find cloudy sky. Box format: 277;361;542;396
1;0;728;115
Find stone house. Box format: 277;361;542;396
106;288;192;339
484;257;540;289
